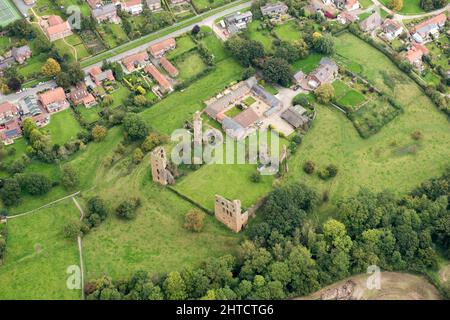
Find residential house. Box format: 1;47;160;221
121;51;149;72
38;87;70;113
281;105;310;129
0;102;19;126
382;19;403;41
18;95;43;118
306;58;338;89
334;0;359;11
70;85;97;107
144;64;173;93
0;119;22;145
404;42;429;70
146;0;162;11
260;2;289;17
148;38;176;58
88;66;116;86
359;11;382;33
32;113;50;127
223;11;253;35
92;4;120;23
42;15;73;42
337;10;358;25
11;45;32;64
121;0;143;15
411;13;447;42
159;57;178;77
87;0;103;8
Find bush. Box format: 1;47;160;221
63;220;83;240
84;197;108;228
184;209;205;232
411;130;423;141
303;161;315;174
0;178;21;207
19;173;52;195
318;164;338;180
250;172;262;183
116;198;141;220
61;164;80;190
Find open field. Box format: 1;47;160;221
299;272;441;300
174;51;207;81
285;33;450;211
0;0;21;27
380;0;424;14
167;35;197;60
0;199;81;299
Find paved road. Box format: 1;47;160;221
0;80;57;103
11;0;33;17
82;1;251;72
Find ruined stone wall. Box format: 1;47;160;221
214;195;248;232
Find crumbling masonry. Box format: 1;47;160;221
151;146;175;185
214;195;248;232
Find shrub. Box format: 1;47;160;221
318;164;338;180
250;172;262;183
411;130;423;141
303;161;315;174
184;209;205;232
63;220;83;240
116;198;141;220
19;174;52;195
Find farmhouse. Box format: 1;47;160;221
88;66;116;87
11;45;32;64
159;57;179;77
359;12;382;33
223;11;253;35
214;195;248;233
41;15;73;42
260;2;289;17
69;85;97;108
306;57;338;90
382;19;403;41
146;0;161;11
121;0;144;15
148;38;176;58
144;64;173;93
38;87;70;113
92;4;120;24
122;51;149;72
411;13;447;42
404;43;429;70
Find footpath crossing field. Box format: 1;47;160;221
0;0;20;27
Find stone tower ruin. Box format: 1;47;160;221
151;146;175;185
214;195;248;233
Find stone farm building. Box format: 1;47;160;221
281;105;310;129
41;15;73;42
148;38;176;58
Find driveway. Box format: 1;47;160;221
11;0;34;17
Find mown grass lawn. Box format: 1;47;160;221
199;26;230;62
0;199;81;299
42;109;82;145
174;51;207;81
273;21;301;42
336;90;366;110
285;33;450;214
380;0;424;14
167;35;197;60
292;53;324;73
247;20;275;52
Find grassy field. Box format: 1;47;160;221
199;26;230;62
273;21;301;42
141;57;243;134
0;199;81;299
167;35;197;60
292;53;324;73
174;51;207;81
247;20;275;52
285;33;450;213
380;0;424;14
0;0;21;27
42;109;82;145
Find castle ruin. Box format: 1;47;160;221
214;195;248;232
150;146;175;185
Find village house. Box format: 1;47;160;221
121;51;149;72
41;15;73;42
305;57;338;90
69;85;97;108
92;4;120;24
260;2;289;17
0;102;21;145
146;0;162;11
223;11;253;35
121;0;144;15
337;10;358;25
382;19;403;41
88;66;116;86
359;11;382;33
404;42;429;70
148;38;176;58
87;0;103;8
0;102;19;126
334;0;359;11
18;95;43;118
411;13;447;43
144;64;173;93
11;45;32;64
159;57;179;77
38;87;70;113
